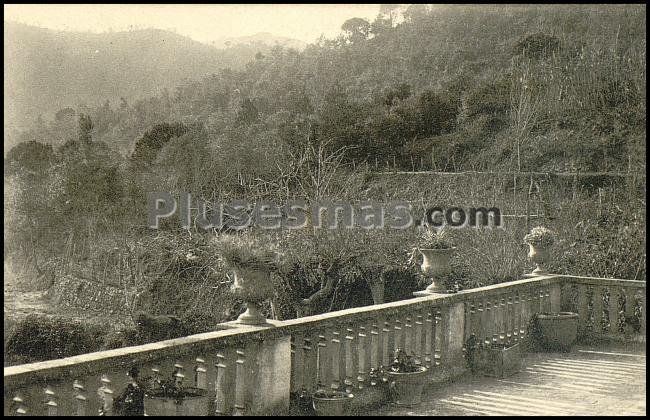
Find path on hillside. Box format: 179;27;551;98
4;260;125;325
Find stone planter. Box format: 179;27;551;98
312;390;354;416
534;312;579;352
230;266;274;325
386;366;428;406
144;388;210;416
525;242;550;276
475;342;522;378
419;248;454;294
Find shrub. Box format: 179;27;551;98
5;315;106;365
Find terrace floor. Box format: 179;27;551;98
368;340;646;416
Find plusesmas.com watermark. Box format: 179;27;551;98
147;192;503;230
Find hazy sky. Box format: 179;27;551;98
4;4;382;45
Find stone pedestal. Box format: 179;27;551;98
220;322;291;415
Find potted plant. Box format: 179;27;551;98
465;334;522;378
216;234;281;325
531;312;579;352
142;365;210;416
385;348;428;406
410;227;455;294
523;226;555;276
311;388;354;416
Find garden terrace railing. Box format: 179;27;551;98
558;275;646;341
3;274;645;416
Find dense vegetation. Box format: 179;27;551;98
4;5;646;364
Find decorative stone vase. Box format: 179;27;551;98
534;312;579;352
420;248;454;294
230;267;274;326
386;366;428;406
525;243;550;276
312;390;354;416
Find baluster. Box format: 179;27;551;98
302;334;319;393
215;349;237;415
43;386;58;416
512;293;520;343
233;348;248;415
290;333;305;393
537;288;544;314
12;394;27;416
464;301;473;343
373;316;385;367
624;288;636;335
437;307;448;367
73;380;87;416
410;312;422;364
317;332;331;389
506;295;514;344
638;289;646;337
392;317;402;353
97;374;114;416
484;300;494;346
498;296;507;344
593;286;604;333
345;324;357;391
413;311;424;364
330;329;344;390
403;315;414;354
477;301;486;346
519;291;528;338
577;284;589;333
385;317;395;363
608;287;621;334
195;357;208;390
424;311;434;369
542;287;551;312
357;323;372;388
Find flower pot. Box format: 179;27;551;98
475;342;522;378
386;366;428;406
312;391;354;416
535;312;579;352
525;243;550;276
420;248;454;294
144;387;209;416
230;267;274;325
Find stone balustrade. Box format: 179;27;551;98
3;274;645;416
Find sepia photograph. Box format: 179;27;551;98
3;3;646;416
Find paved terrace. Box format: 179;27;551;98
370;341;646;416
3;274;646;416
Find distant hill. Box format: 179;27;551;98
3;22;301;130
213;32;307;51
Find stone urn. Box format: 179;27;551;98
419;248;454;294
526;243;550;276
523;227;555;277
230;267;274;326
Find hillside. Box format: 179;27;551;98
213;32;307;50
3;22;299;132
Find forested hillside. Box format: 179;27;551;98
3;21;304;136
